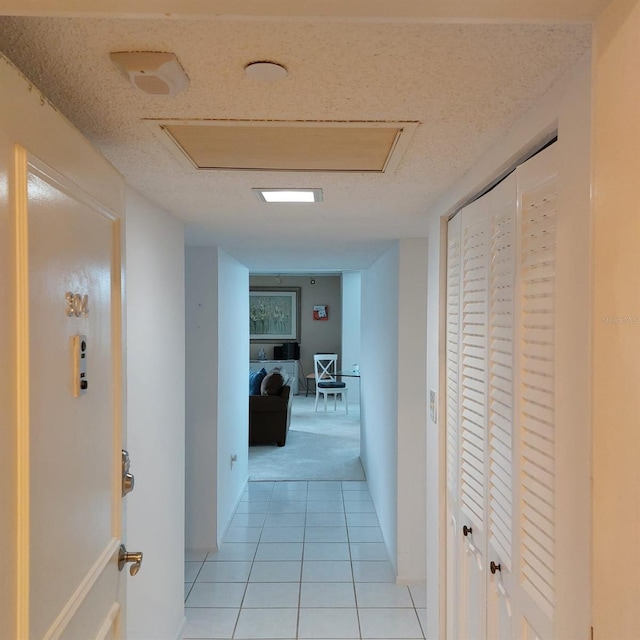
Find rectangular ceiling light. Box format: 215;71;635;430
254;188;323;203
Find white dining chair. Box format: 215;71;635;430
313;353;348;414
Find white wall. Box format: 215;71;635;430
216;250;250;542
341;272;362;405
425;216;447;640
186;247;249;551
360;240;428;581
361;244;400;568
185;248;220;551
396;239;428;583
125;187;185;640
592;1;640;635
423;56;593;639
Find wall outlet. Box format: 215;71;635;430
429;389;438;423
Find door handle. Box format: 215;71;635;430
462;525;472;537
490;561;502;575
118;544;143;576
122;471;135;496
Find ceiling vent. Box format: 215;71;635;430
144;119;419;173
110;51;189;96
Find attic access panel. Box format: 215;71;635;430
145;119;419;172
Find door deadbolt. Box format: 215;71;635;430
121;449;135;497
118;544;143;576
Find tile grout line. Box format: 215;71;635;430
186;480;420;639
344;482;363;640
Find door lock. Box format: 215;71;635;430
118;544;143;576
121;449;135;497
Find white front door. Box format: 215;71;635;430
16;150;127;639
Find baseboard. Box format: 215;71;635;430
173;615;186;640
217;476;248;548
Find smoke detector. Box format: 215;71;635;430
244;61;288;81
109;51;189;96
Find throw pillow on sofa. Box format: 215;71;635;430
249;367;268;395
261;371;284;396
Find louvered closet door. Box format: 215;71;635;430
445;142;588;640
514;145;558;640
457;195;491;640
485;173;517;640
445;213;462;640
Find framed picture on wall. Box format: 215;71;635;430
313;305;328;320
250;287;301;342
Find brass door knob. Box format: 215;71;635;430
122;472;135;497
118;544;143;576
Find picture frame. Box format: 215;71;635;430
313;305;328;321
250;287;301;342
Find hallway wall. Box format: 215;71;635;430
396;239;428;582
125;187;185;639
341;272;362;405
185;247;249;552
217;250;250;539
360;240;428;582
185;248;219;551
361;245;400;568
592;0;640;635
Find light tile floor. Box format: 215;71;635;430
183;480;426;640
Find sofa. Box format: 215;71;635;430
249;368;293;447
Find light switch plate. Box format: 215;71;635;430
429;389;437;423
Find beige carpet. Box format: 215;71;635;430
248;395;365;481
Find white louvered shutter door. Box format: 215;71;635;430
460;197;490;535
446;142;589;640
457;196;490;639
446;214;462;504
445;213;462;640
485;173;517;640
515;146;558;640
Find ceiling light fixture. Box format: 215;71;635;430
253;188;323;203
110;51;189;96
244;61;288;81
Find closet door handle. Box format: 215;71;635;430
462;525;472;537
490;561;502;574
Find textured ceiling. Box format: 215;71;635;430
0;11;591;270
